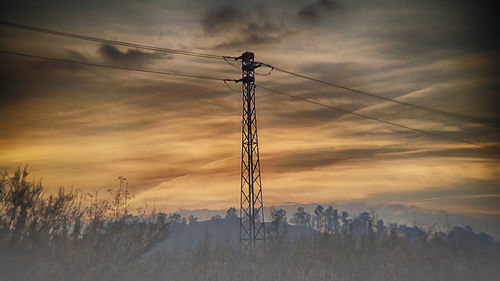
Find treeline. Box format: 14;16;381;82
268;205;496;252
146;206;500;281
1;167;499;281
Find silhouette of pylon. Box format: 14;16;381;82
236;52;265;252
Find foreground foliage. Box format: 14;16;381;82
1;167;499;281
0;167;168;281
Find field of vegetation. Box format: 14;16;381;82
1;167;499;281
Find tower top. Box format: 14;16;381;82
241;52;254;62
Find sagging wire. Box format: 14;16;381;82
256;84;498;153
0;49;229;81
223;79;240;93
223;56;241;70
255;66;274;76
257;61;500;129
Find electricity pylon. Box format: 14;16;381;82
236;52;265;252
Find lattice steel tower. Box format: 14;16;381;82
236;52;265;251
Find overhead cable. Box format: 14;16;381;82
259;63;500;128
0;20;227;60
0;49;231;81
257;85;498;153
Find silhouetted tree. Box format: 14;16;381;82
313;205;324;231
375;219;387;243
340;210;351;236
210;214;221;221
290;207;311;227
351;211;372;242
225;207;238;221
323;206;340;234
269;207;287;242
187;214;198;224
169;213;186;224
387;223;401;248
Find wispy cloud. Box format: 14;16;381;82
0;0;499;222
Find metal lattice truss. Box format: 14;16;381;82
238;52;265;252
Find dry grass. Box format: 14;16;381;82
1;166;499;281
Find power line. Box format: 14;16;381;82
260;64;500;129
223;79;241;93
0;20;227;61
3;19;495;128
0;50;232;81
223;56;241;70
2;47;495;152
257;85;498;153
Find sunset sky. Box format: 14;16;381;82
1;1;499;233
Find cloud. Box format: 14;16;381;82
262;142;500;175
200;6;291;49
2;0;500;229
98;44;163;66
297;0;342;23
65;49;87;61
214;21;291;49
0;50;91;109
264;147;396;173
348;1;500;56
200;6;241;34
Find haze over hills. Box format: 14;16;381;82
178;201;500;240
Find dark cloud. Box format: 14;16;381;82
215;21;290;49
65;49;87;61
262;142;500;175
127;168;189;193
98;44;163;66
353;1;500;56
200;6;291;49
264;147;412;173
0;0;168;34
200;6;241;34
296;56;500;126
0;50;90;109
297;0;342;23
